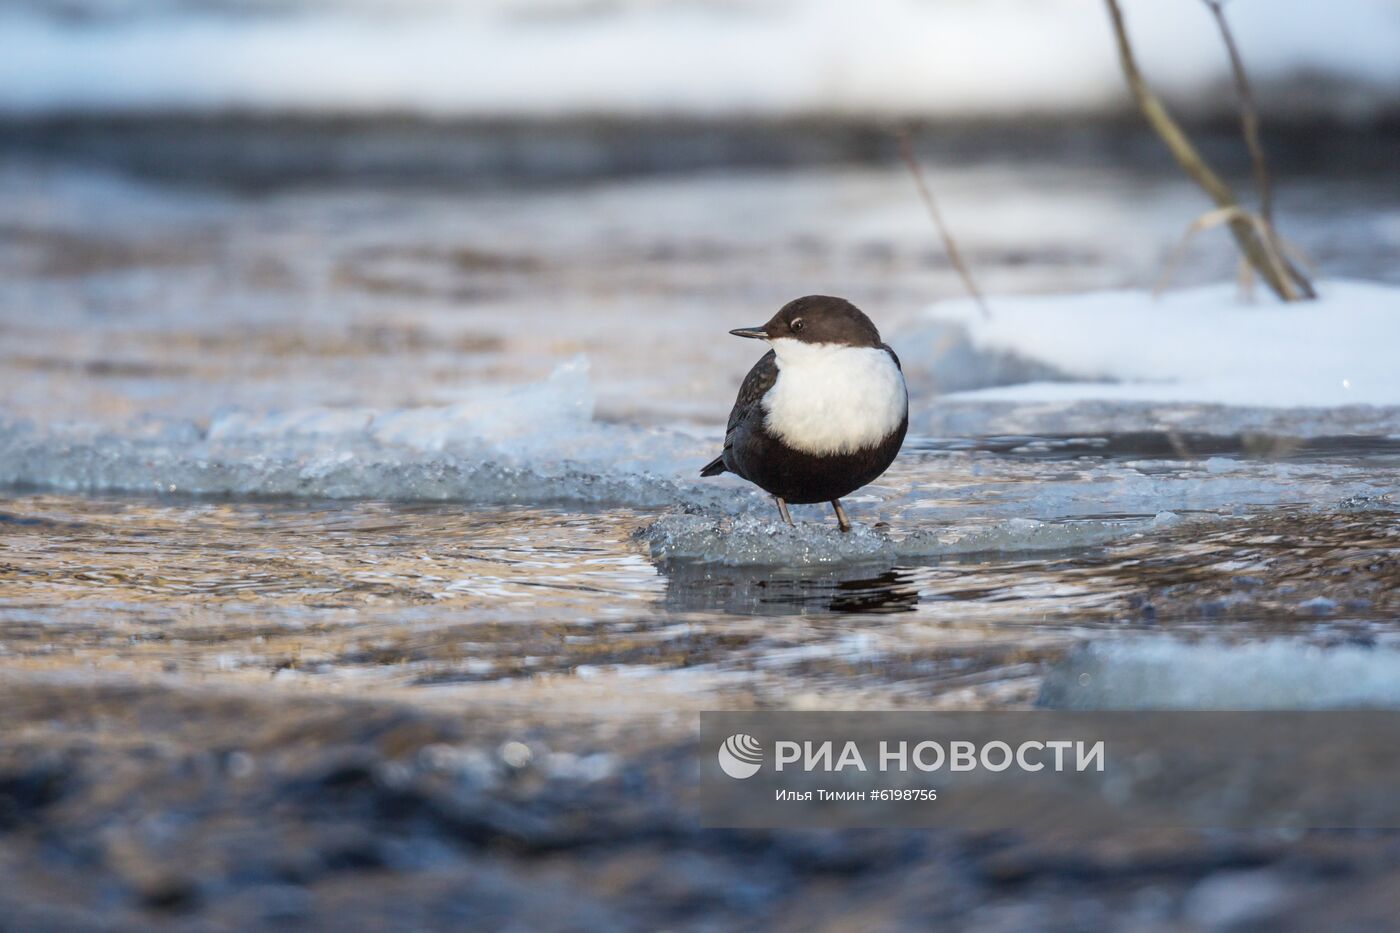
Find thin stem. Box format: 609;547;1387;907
897;128;991;320
1202;0;1316;298
1103;0;1304;301
1203;0;1271;223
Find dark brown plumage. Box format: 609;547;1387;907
701;296;908;531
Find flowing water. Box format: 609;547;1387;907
3;126;1400;927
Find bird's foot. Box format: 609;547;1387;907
831;499;852;533
774;497;795;527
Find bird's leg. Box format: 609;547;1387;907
774;497;795;527
830;499;852;533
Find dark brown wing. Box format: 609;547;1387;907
726;349;778;437
881;343;902;371
700;349;777;477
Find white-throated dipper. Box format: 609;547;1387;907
700;296;908;532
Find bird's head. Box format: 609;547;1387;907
728;296;882;355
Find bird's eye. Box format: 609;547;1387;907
791;319;804;332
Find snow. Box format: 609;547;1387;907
2;0;1400;118
925;280;1400;408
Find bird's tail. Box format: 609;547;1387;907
699;456;727;477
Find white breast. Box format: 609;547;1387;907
761;339;907;456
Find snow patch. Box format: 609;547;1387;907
925;280;1400;408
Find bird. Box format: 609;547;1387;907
700;295;908;532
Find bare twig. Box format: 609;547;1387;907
897;128;991;320
1156;206;1240;298
1203;1;1271;222
1155;205;1297;298
1104;0;1233;203
1103;0;1313;301
1202;0;1316;298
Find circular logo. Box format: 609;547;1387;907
717;733;763;779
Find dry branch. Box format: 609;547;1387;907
1155;205;1292;297
1204;0;1272;222
1103;0;1314;301
897;129;991;320
1202;0;1315;298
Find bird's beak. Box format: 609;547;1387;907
728;326;768;339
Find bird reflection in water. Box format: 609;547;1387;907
660;561;920;616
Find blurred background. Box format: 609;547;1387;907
5;2;1400;929
3;0;1399;430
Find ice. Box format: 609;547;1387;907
1040;638;1400;710
913;398;1400;440
885;452;1397;526
208;356;596;453
638;510;1181;567
921;280;1400;409
2;1;1399;119
0;358;744;508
